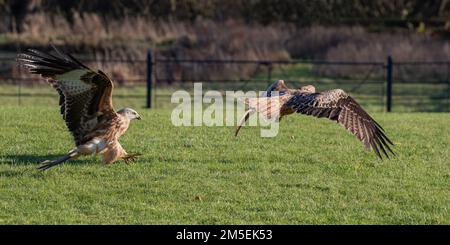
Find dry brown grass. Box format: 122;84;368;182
303;27;450;79
3;13;449;83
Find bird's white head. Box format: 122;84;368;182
118;108;141;121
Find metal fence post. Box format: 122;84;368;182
386;56;393;112
17;78;22;106
146;50;152;109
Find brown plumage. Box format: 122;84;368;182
236;80;395;159
17;45;142;170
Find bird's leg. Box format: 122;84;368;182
122;153;142;164
235;109;255;136
37;148;79;171
38;140;104;170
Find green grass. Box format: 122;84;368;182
0;62;448;223
0;105;449;224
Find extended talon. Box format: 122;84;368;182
123;153;141;164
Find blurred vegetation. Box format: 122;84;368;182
0;0;449;98
0;0;449;33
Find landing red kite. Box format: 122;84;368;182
17;46;141;170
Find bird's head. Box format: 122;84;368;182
299;85;316;93
118;108;141;121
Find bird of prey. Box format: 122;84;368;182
235;80;395;159
17;46;142;170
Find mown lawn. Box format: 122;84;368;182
0;105;449;224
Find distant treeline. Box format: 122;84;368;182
1;0;449;32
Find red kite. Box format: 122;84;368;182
17;46;142;170
236;80;395;159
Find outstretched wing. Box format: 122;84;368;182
17;46;116;145
285;89;395;159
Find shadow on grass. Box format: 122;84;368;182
0;154;93;166
0;154;95;177
0;153;153;178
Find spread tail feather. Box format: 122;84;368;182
245;96;282;120
235;96;284;136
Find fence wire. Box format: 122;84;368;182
0;55;449;112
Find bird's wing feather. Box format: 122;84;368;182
285;89;395;159
17;46;116;145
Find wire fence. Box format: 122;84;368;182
0;52;449;112
151;53;450;112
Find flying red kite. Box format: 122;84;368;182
235;80;395;159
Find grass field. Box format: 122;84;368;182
0;103;449;224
